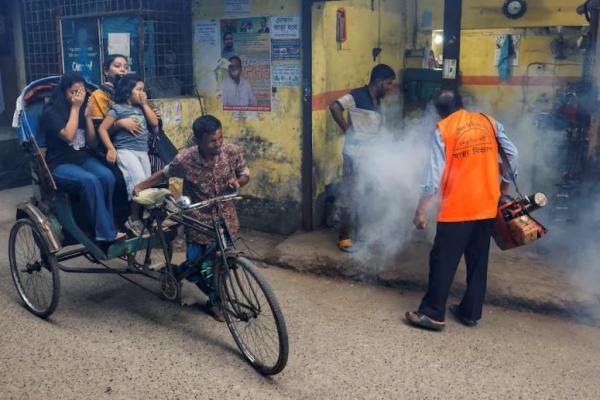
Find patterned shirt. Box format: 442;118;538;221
164;141;250;244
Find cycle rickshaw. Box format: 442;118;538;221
7;76;288;375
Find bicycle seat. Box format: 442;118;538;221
133;188;172;208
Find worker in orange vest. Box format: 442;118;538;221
405;89;518;331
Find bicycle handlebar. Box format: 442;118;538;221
167;188;241;212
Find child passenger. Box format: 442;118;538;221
97;74;159;235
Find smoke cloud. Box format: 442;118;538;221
341;108;438;267
339;96;599;320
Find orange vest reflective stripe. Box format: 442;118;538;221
437;110;500;222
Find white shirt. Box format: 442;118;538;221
222;77;257;107
336;91;384;157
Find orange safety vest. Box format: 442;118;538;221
437;109;501;222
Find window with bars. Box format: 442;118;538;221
21;0;194;98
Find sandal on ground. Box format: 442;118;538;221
337;238;354;253
449;304;478;327
405;311;445;331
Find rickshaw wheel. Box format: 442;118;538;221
218;256;288;375
159;271;180;302
129;241;173;272
8;219;60;318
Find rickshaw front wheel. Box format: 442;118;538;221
8;219;60;318
218;256;289;375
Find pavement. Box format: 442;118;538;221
241;228;600;323
3;186;600;323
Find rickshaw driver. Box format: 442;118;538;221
133;115;250;321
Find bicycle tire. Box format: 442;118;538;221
8;219;60;318
218;256;288;375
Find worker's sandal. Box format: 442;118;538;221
337;238;354;253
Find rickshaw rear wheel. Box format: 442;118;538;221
218;256;288;375
8;219;60;318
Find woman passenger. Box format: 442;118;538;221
87;54;136;226
88;54;128;122
41;72;125;242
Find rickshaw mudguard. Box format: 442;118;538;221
17;201;62;254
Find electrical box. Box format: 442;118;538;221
402;68;443;104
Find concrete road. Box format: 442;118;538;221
1;188;599;400
1;250;600;400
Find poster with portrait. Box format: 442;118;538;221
220;17;271;112
60;18;102;85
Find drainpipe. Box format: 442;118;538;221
301;0;314;230
441;0;462;90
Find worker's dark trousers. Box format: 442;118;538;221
418;219;495;322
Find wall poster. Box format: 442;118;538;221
60;18;102;85
220;17;271;112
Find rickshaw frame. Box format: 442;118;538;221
12;75;179;291
8;76;289;375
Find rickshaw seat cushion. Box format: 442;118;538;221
133;188;171;207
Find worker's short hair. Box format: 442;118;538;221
369;64;396;84
434;89;464;116
193;115;222;142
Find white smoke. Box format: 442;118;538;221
343;95;599;306
345;109;438;267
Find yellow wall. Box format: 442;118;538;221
152;98;201;149
460;29;583;122
163;0;587;232
312;0;406;205
192;0;303;203
419;0;586;30
411;0;587;123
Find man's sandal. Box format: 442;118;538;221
405;311;445;331
338;238;354;253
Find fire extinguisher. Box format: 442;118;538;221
336;8;347;44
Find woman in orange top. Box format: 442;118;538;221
89;54;143;135
88;54;138;226
89;54;127;119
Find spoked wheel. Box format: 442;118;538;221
8;219;60;318
218;256;288;375
128;241;173;272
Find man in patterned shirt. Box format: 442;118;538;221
134;115;250;321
